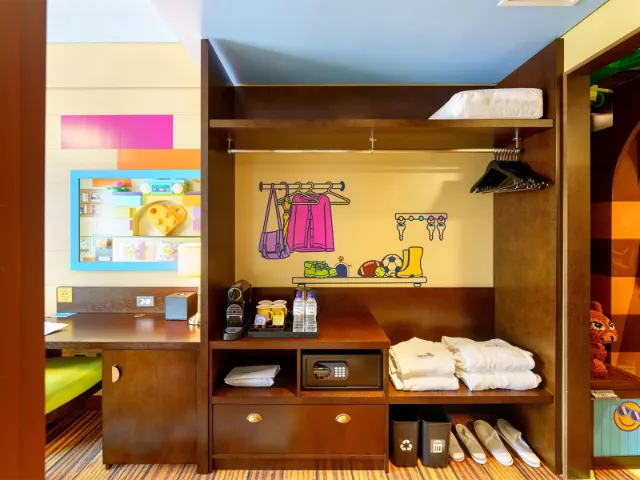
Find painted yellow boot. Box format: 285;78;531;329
397;247;424;278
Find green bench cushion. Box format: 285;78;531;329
45;357;102;414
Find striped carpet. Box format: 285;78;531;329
46;411;640;480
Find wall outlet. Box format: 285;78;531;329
136;296;154;307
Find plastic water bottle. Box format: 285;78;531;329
292;290;305;332
304;291;317;333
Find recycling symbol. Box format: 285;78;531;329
400;439;413;452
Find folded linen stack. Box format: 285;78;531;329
389;337;459;391
441;337;541;392
224;365;281;387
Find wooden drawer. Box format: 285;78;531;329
212;404;385;455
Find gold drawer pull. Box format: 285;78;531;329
246;413;263;423
336;414;351;424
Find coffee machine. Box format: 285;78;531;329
223;280;252;340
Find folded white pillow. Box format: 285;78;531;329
429;88;543;120
224;365;280;388
456;370;541;392
442;337;535;373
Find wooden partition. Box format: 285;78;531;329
200;39;235;472
493;40;564;472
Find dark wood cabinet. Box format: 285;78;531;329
102;350;198;465
212;404;385;455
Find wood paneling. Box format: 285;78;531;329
212;404;385;455
232;85;492;120
44;313;200;350
200;39;235;473
0;0;46;478
563;72;592;480
494;39;563;473
253;287;494;345
102;350;198;465
56;286;197;313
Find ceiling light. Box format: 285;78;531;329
498;0;580;6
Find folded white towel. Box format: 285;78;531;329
456;370;541;391
390;338;456;378
224;365;281;387
390;372;459;391
442;337;535;373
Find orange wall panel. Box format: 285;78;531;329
117;149;200;170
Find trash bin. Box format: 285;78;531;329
419;407;452;468
390;406;419;467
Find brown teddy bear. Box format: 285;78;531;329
590;301;618;378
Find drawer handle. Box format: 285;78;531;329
246;413;263;423
336;414;351;424
111;365;121;383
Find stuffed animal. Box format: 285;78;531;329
590;301;619;378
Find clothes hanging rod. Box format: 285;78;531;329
259;181;346;192
229;148;518;154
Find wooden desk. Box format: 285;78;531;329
45;313;199;350
45;312;199;466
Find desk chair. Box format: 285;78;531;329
45;356;102;435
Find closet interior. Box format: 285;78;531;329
198;38;563;474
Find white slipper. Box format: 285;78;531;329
455;424;486;464
496;419;540;468
449;431;465;462
474;420;513;466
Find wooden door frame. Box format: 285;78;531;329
0;0;47;479
563;26;640;479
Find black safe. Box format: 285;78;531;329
301;350;382;390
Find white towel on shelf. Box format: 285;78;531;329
390;338;456;378
442;337;535;373
456;370;541;391
224;365;281;387
390;372;459;391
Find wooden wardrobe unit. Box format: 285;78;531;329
198;39;564;474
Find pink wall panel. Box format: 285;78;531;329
61;115;173;149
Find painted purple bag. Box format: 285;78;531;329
259;185;290;259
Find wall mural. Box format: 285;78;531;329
258;181;349;259
293;247;427;288
395;213;448;241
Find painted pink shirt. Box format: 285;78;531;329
286;194;334;252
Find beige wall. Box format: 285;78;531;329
45;43;200;314
236;153;493;288
563;0;640;72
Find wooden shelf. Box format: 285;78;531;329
299;390;386;405
591;363;640;394
210;118;552;150
210;312;390;350
210;118;553;132
292;277;427;287
388;380;553;405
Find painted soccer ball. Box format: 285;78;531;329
381;253;403;277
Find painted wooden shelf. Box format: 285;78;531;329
292;277;427;287
210;312;390;350
388;380;553;405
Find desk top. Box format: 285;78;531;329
45;313;200;350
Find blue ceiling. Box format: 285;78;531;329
47;0;607;85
